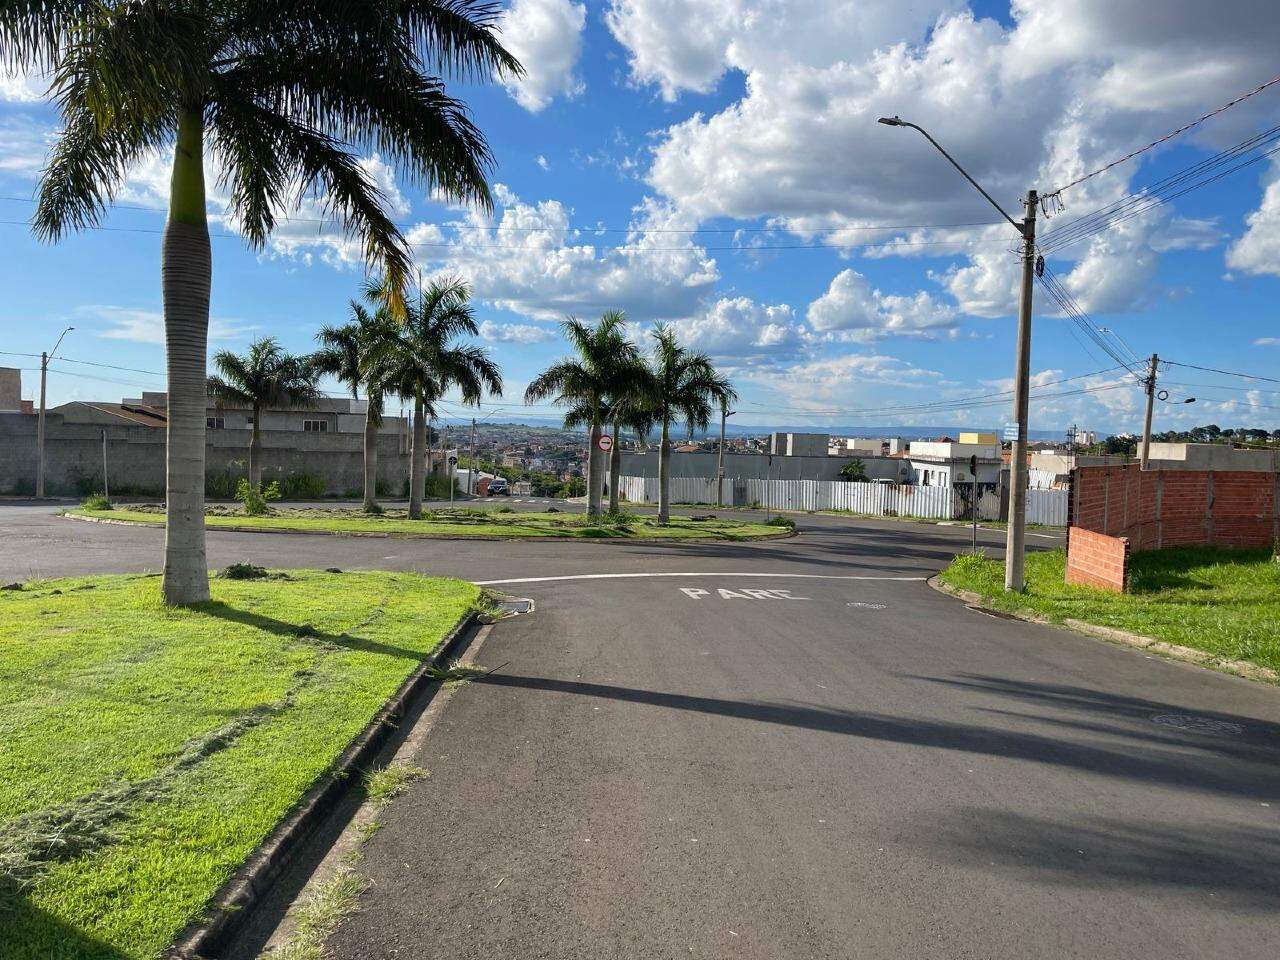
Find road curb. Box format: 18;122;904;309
60;511;794;545
166;607;482;960
926;574;1278;685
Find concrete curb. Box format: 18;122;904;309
166;607;481;960
926;574;1278;685
61;510;795;545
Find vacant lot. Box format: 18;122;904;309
942;546;1280;674
0;570;480;960
67;505;786;541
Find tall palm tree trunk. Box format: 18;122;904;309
409;396;426;518
657;418;671;524
161;106;212;605
608;416;622;513
586;421;604;519
363;400;379;510
249;402;262;488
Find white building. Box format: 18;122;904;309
908;440;1003;489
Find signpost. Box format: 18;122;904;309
448;455;458;505
598;434;613;452
970;453;978;555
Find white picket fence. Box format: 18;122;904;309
618;474;1068;525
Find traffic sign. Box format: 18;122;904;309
448;455;458;465
598;434;614;452
1002;423;1019;442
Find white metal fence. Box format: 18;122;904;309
618;475;1068;525
1026;487;1069;526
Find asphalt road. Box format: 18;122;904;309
2;503;1276;959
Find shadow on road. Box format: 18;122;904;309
473;672;1280;803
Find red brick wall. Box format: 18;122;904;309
1069;464;1278;552
1065;527;1130;592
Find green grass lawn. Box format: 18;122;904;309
0;570;480;960
66;505;785;541
941;547;1280;674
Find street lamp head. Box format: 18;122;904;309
1184;397;1196;404
877;116;905;127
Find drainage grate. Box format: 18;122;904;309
1150;714;1245;737
493;597;534;617
847;601;887;610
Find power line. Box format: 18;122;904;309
1161;359;1280;385
0;218;1012;256
0;197;1004;238
1038;126;1280;255
1041;73;1280;206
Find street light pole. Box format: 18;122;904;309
877;116;1036;592
716;404;735;508
36;325;74;498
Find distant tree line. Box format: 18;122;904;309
1088;424;1280;456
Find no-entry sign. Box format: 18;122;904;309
598;434;614;452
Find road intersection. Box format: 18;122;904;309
2;502;1276;959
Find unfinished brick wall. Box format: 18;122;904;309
1065;463;1279;591
1066;527;1130;591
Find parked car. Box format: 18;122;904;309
487;477;510;495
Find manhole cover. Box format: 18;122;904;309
847;601;887;610
1150;714;1244;737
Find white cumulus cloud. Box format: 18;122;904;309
500;0;588;111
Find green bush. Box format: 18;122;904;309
81;492;112;511
599;509;639;526
765;515;795;528
275;472;326;500
71;473;163;498
206;469;241;499
235;478;281;516
7;478;35;496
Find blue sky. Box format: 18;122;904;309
2;0;1279;434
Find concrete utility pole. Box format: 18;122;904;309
469;417;477;495
1004;190;1038;593
716;405;735;508
878;115;1039;593
36;325;74;498
1140;353;1159;469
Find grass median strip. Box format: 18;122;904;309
66;506;784;541
941;547;1280;674
0;570;480;960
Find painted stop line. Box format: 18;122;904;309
679;587;809;601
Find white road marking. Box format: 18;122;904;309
473;571;929;585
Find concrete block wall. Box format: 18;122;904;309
0;412;411;496
1065;527;1130;592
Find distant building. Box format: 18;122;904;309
958;432;997;445
908;439;1003;490
0;367;24;412
769;432;829;457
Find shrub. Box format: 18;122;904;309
599;509;639;527
206;469;241;499
235;478;280;516
765;515;795;528
839;458;869;482
362;502;384;515
81;492;112;511
275;472;326;500
496;505;515;514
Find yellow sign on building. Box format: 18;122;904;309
958;432;998;445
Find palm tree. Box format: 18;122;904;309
524;311;639;520
645;325;737;524
387;277;502;519
6;3;519;604
208;338;321;489
313;298;400;511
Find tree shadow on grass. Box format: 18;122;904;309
197;601;426;661
0;877;132;960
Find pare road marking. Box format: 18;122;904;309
679;587;809;600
